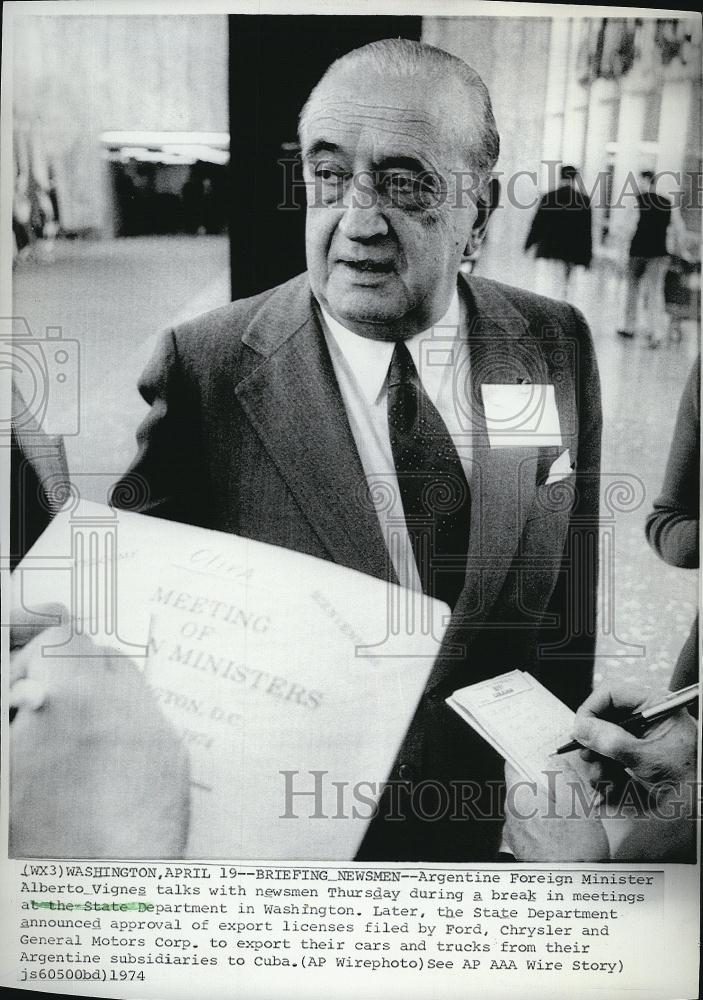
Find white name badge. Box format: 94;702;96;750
481;383;562;447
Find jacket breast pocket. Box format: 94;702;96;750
517;472;577;609
525;471;578;532
526;471;577;524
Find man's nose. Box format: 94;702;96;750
338;181;388;240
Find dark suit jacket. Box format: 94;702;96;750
112;271;602;861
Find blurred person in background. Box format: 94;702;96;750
664;210;700;343
524;163;592;303
618;170;693;347
13;133;33;263
645;358;700;702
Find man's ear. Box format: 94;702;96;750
464;176;500;259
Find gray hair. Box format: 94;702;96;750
298;38;500;188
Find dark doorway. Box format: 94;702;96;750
109;160;228;237
228;15;422;300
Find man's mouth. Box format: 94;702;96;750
338;259;395;274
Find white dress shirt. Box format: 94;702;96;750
320;289;472;592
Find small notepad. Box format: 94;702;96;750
447;669;589;796
448;671;640;857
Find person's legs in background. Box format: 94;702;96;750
562;261;574;302
639;256;669;348
535;258;575;302
534;257;561;299
619;255;646;337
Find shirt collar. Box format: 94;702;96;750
320;289;461;406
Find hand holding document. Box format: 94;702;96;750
10;624;190;859
14;501;449;859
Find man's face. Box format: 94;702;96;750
300;69;483;339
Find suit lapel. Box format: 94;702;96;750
427;277;549;691
235;283;396;582
234;272;554;665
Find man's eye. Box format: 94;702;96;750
309;164;348;204
384;173;414;195
382;172;439;209
314;166;346;183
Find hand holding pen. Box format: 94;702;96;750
565;682;698;792
555;684;699;755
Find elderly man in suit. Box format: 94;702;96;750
112;39;602;861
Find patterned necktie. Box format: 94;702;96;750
387;340;471;610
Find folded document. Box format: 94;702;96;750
15;501;449;859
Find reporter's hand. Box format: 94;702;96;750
571;683;698;861
10;602;67;650
503;762;610;862
572;683;698;789
10;627;190;858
